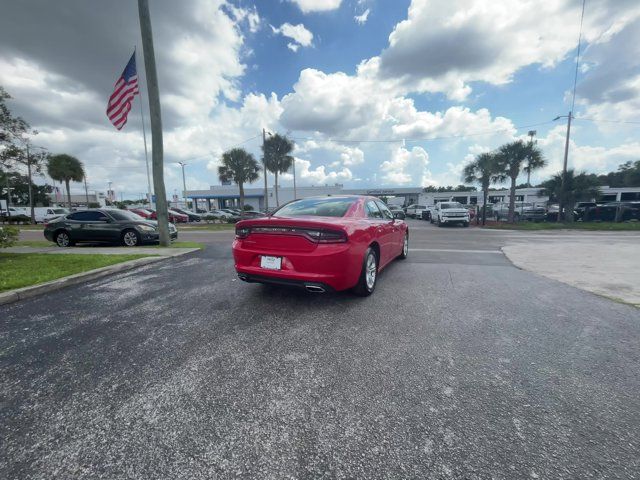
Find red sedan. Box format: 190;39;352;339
148;209;188;223
232;196;408;296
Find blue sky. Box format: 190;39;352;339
1;0;639;198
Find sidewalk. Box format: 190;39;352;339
4;246;197;256
502;242;640;307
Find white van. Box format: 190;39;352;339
34;207;70;223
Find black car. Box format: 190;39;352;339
44;209;178;247
581;202;639;222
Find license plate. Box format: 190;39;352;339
260;255;282;270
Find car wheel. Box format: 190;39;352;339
437;217;443;227
121;229;141;247
55;230;73;248
399;233;408;259
353;247;378;296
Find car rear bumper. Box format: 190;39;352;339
232;240;360;291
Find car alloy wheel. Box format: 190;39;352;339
122;230;140;247
55;231;70;247
365;252;377;290
399;233;408;259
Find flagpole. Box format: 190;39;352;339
135;46;153;208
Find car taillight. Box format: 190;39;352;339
305;229;348;243
236;226;251;239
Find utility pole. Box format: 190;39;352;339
559;112;572;221
178;161;187;208
25;144;35;224
262;128;269;212
138;0;170;246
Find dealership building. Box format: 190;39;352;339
184;184;640;211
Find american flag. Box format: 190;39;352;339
106;52;139;130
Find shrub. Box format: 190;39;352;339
0;225;19;248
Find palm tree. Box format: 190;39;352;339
538;170;600;222
218;148;260;214
495;140;545;223
462;152;502;225
262;133;294;206
47;154;85;209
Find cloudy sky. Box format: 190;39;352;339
1;0;639;199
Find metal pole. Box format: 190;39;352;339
136;47;153;208
179;161;187;208
559;112;572;222
138;0;170;246
262;128;268;212
26;144;35;223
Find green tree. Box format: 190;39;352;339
262;133;294;206
218;148;261;213
495;140;545;223
0;87;29;150
0;170;52;207
463;152;503;225
47;154;85;209
539;170;600;222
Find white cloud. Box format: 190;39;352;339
289;0;342;14
271;23;314;51
377;0;640;99
290;158;353;184
354;9;370;25
380;146;430;185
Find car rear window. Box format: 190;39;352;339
275;198;355;217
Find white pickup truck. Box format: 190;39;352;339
431;201;470;227
404;204;428;219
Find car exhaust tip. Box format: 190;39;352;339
238;274;249;282
304;284;326;293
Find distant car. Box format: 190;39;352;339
404;204;427;218
584;202;639;222
171;207;202;222
432;202;470;227
149;209;188;223
129;208;154;219
493;202;546;222
43;209;177;247
33;207;70;223
387;205;406;219
239;210;266;219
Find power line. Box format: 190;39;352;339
574;117;640;126
288;120;557;144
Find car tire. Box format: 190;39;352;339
399;232;408;259
121;229;141;247
54;230;73;248
353;247;378;296
437;217;443;227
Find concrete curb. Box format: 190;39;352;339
0;249;198;306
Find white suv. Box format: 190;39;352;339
431;202;470;227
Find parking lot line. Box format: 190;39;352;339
410;248;503;254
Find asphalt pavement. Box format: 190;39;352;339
2;220;640;479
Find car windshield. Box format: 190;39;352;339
440;202;464;209
275;197;355;217
108;210;145;221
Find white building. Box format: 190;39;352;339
184;184;640;211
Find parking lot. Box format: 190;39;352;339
2;220;640;479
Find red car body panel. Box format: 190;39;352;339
130;208;153;219
149;210;188;223
232;196;408;291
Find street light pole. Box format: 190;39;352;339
178;161;187;208
560;112;572;221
